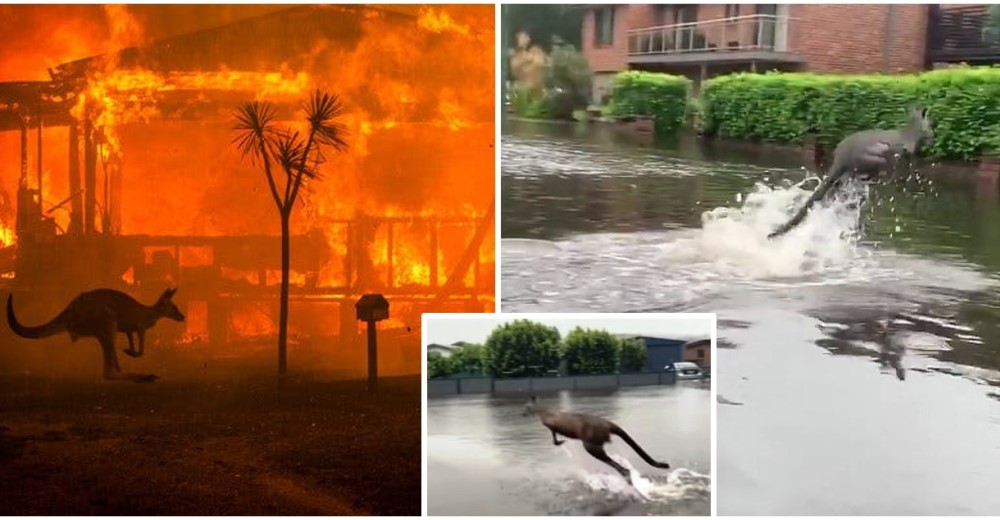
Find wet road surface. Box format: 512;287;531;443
500;119;1000;515
427;384;711;516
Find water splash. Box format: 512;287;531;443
661;176;874;280
576;454;712;505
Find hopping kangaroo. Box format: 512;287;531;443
524;395;670;485
768;106;934;239
7;287;185;382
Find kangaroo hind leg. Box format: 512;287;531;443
98;314;157;383
123;331;140;357
584;442;632;485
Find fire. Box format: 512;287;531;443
417;8;471;37
0;224;12;248
0;4;496;348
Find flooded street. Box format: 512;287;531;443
501;119;1000;515
426;385;711;516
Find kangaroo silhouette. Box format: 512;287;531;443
523;395;670;486
7;287;185;383
768;106;934;239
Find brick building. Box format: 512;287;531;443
579;3;985;103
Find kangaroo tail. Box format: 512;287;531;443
610;424;670;469
6;294;67;339
767;166;845;240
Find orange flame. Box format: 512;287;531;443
0;4;496;340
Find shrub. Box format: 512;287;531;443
562;327;620;375
427;352;454;379
619;338;648;373
485;319;562;377
607;71;691;136
511;86;549;119
702;67;1000;160
544;41;593;119
449;343;487;376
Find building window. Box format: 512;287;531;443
697;349;705;359
725;4;741;20
594;6;615;47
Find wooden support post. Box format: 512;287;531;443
84;119;96;234
366;319;378;392
68;120;82;234
19;119;27;184
36;113;42;197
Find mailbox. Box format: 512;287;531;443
355;294;389;322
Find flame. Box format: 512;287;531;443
0;4;496;346
0;225;13;248
416;7;471;38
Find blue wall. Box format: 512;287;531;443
632;336;686;372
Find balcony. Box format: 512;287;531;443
626;14;802;66
927;5;1000;65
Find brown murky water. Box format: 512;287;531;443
501;119;1000;515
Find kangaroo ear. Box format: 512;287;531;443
161;287;177;300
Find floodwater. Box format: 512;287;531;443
426;384;711;516
501;119;1000;515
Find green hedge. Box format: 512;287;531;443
702;67;1000;160
607;71;691;136
511;86;549;119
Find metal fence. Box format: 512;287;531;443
427;371;686;397
628;14;790;56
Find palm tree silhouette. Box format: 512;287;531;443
233;90;349;375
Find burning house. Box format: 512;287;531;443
0;5;495;376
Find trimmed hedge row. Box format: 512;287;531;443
607;71;692;136
702;67;1000;160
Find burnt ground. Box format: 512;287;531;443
0;368;421;515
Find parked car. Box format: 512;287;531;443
664;361;704;380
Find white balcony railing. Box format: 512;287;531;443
628;14;792;56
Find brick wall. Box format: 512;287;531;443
582;5;627;73
789;4;928;73
583;5;661;102
582;5;661;73
580;3;931;92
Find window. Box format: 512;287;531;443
594;6;615;47
697;349;705;359
725;4;741;20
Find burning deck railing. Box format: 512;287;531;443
628;14;791;56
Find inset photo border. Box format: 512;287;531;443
421;312;716;517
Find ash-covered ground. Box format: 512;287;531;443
0;343;420;515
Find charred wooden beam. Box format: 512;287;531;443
83;119;96;234
67;120;82;235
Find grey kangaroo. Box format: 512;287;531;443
7;287;185;383
523;395;670;485
768;106;934;239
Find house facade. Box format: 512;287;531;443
683;339;712;369
581;3;931;102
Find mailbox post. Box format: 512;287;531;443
355;294;389;392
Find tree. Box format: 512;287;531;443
484;320;561;377
620;338;648;373
427;352;454;379
505;4;584;53
234;91;348;375
544;41;593;119
450;343;487;376
562;327;620;375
